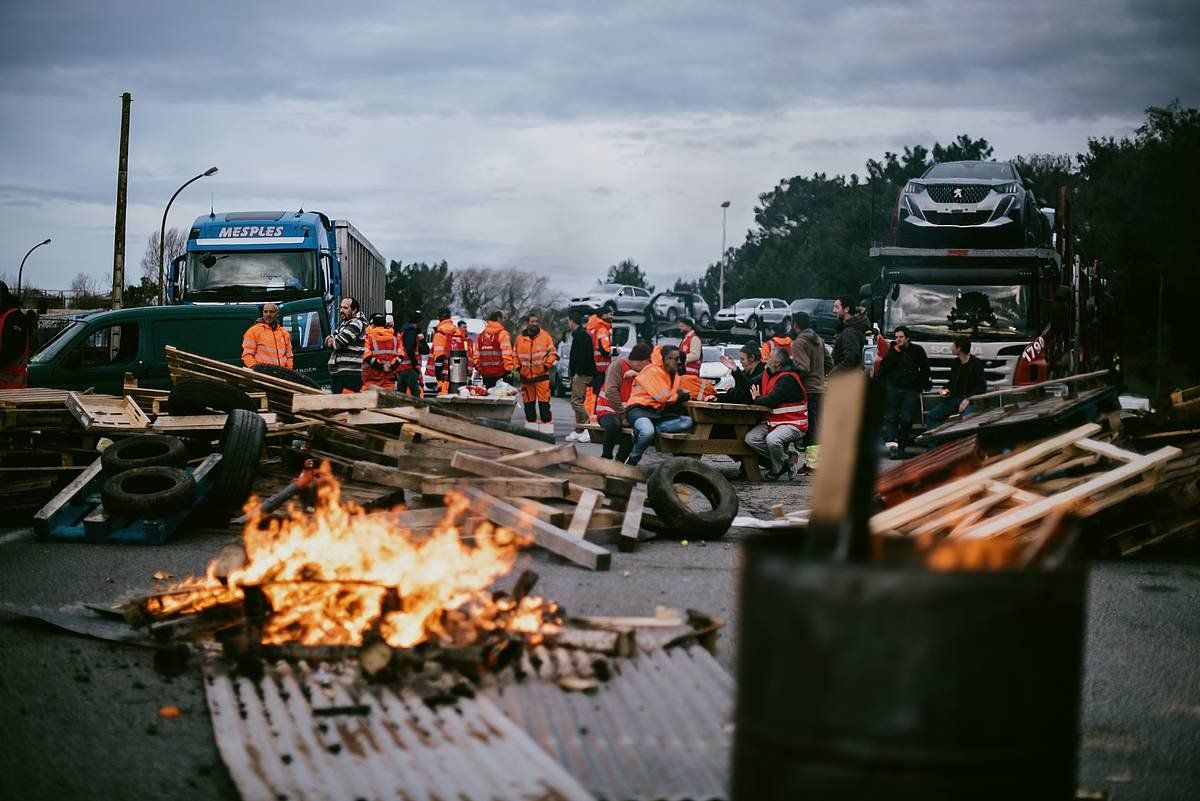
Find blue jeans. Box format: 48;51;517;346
626;407;694;464
883;384;921;446
925;397;974;430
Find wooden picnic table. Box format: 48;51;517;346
655;400;770;480
432;394;519;421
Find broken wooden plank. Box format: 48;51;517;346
33;459;105;538
291;391;380;413
495;443;578;469
570;446;649;482
618;484;647;552
420;476;567;498
566;489;603;538
460;486;610;571
151;412;278;431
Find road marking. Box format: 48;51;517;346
0;530;33;546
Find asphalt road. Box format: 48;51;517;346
1;398;1197;799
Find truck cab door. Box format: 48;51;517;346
280;298;332;389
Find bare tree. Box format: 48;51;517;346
140;228;187;284
455;267;495;318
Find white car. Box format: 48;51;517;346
568;284;653;316
699;345;735;393
713;297;791;331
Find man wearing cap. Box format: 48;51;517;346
677;317;702;378
429;307;458;394
241;302;293;369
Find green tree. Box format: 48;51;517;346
385;260;454;327
1013;153;1078;209
605;259;654;292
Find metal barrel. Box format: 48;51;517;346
733;532;1086;801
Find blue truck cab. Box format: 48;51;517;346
169;210;341;327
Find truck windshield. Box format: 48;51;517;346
184;250;318;297
886;284;1036;341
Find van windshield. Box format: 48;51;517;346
29;321;87;364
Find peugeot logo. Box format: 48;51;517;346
953;187;964;200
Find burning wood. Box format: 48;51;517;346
131;465;564;673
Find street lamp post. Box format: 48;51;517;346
159;166;217;305
719;201;731;309
17;238;52;297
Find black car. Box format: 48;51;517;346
788;298;839;341
894;160;1051;248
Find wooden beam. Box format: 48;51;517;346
351;462;426;490
566;489;603;538
618;484;647;552
459;486;611;571
375;406;543;452
291;391;380;413
33;460;104;538
420;476;566;498
495;444;578;469
570;446;649;482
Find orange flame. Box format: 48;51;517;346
156;463;560;648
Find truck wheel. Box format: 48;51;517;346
212;409;267;509
101;466;196;519
169;379;256;416
101;434;189;476
252;364;320;389
646;457;739;541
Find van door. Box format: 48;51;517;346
49;321;143;395
148;315;258;388
279;298;332;387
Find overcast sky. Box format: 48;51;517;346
1;0;1197;299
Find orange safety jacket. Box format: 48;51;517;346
476;321;515;378
514;329;557;381
241;320;294;369
428;319;458;381
679;330;702;376
362;325;404;388
760;335;793;361
0;307;29;388
679;374;715;401
760;369;809;432
626;364;682;410
595;359;635;419
587;315;613;375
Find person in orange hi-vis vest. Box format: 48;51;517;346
361;314;405;390
595;342;653;461
745;346;809;481
760;322;793;361
0;281;31;389
457;320;477;375
241;302;293;369
475;309;516;388
514;312;557;433
583;309;613;420
429;308;458;395
677;317;702;376
623;344;694;465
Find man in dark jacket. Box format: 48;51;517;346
718;343;766;404
875;325;931;457
744;348;808;481
0;281;31;388
831;295;870;375
925;334;987;430
791;311;831;471
566;313;596;441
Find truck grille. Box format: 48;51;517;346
923;210;994;225
927;356;1012;389
926;185;992;204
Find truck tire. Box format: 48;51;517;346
101;466;196;520
101;434;189;476
212;409;266;508
646;457;739;541
169;379;256;416
253;364;320;389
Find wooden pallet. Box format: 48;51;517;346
33;454;221;544
65;392;150;432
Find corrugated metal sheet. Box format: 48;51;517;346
203;659;595;801
484;645;733;801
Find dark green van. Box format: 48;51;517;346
27;299;332;394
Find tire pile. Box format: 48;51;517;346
98;379;268;520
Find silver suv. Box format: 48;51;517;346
651;291;712;327
568;284;653;316
714;297;791;331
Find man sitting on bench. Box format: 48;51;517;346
623;344;694;466
595;343;653;462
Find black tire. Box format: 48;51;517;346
101;466;196;519
252;364;320;389
212;409;267;508
101;434;189;476
747;314;759;331
666;307;678;322
698;312;711;328
169;379;256;416
646;457;739;541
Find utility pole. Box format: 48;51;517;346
719;200;731;309
111;92;131;309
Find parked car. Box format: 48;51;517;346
568;284;653;316
789;298;840;340
554;322;637;397
894;160;1052;248
651;291;712;327
699;345;735;393
713;297;790;331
